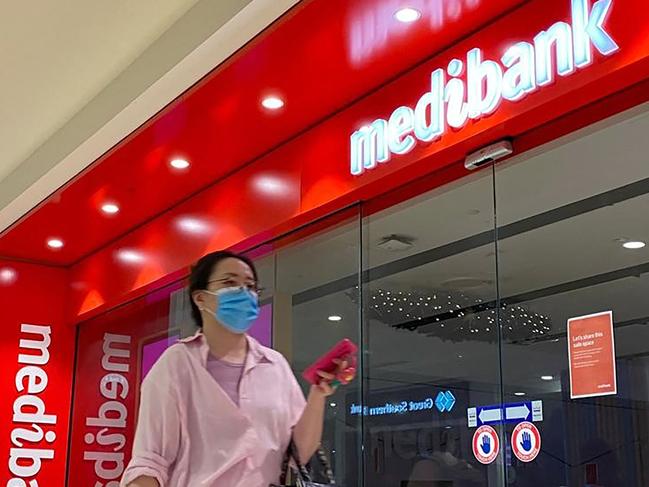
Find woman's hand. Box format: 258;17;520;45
295;358;357;463
313;358;357;397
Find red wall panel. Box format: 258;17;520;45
66;283;180;486
0;260;74;486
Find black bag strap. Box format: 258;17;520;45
313;447;335;484
279;440;336;485
278;444;291;485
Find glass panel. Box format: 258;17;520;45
496;105;649;486
362;169;501;486
272;208;363;486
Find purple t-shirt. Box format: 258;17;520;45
206;354;244;406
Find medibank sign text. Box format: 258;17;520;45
350;0;619;176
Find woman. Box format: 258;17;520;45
122;250;352;487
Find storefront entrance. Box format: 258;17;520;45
67;101;649;486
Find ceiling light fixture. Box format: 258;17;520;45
170;158;190;170
377;234;415;252
394;7;421;23
328;315;343;322
262;96;284;110
354;287;552;342
101;203;120;215
514;392;526;397
47;238;64;249
541;375;554;381
623;240;646;249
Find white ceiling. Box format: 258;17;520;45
0;0;200;181
0;0;299;233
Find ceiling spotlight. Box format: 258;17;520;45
170;158;190;170
541;375;554;381
101;203;120;215
328;315;343;322
262;96;284;110
514;392;526;397
623;240;646;250
395;7;421;23
47;238;64;249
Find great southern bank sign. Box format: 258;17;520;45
350;390;457;417
349;0;619;176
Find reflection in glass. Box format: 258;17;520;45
347;0;480;67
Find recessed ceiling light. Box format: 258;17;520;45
47;238;64;249
170;158;190;170
330;402;337;408
262;96;284;110
101;203;120;215
328;315;343;322
541;375;554;381
394;7;421;23
623;240;646;249
514;392;526;397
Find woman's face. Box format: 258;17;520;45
194;257;258;323
206;257;257;294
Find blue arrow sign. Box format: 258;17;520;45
468;401;543;427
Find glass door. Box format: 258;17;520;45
361;166;502;487
495;104;649;486
245;206;365;486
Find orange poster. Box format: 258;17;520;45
567;311;617;399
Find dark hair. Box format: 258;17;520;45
188;250;258;328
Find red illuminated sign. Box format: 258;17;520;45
8;325;58;487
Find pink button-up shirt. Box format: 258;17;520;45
121;333;306;487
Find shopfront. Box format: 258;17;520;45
2;0;649;485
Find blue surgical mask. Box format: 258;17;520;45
203;287;259;334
